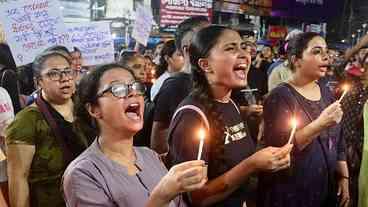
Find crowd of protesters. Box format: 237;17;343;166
0;15;368;207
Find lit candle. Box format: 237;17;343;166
197;128;206;160
287;118;298;144
338;84;350;102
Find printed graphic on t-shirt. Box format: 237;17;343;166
224;122;247;144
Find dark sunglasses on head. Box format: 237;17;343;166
97;81;146;99
42;68;76;81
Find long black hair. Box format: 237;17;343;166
189;25;233;178
74;63;135;141
156;40;177;77
0;43;16;69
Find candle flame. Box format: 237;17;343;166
342;84;349;92
198;128;206;140
290;118;298;128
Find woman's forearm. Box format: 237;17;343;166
190;156;257;207
146;188;170;207
9;176;30;207
294;119;325;151
336;161;349;178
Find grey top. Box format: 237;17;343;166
63;139;186;207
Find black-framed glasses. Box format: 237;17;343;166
97;81;146;99
42;68;76;81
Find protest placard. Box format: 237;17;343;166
132;4;153;47
67;21;114;66
0;0;70;66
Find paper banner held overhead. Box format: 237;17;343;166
0;0;70;66
66;22;115;66
132;4;153;47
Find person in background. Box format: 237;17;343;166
144;55;156;84
153;41;165;65
339;53;368;207
119;51;146;83
5;50;88;207
167;25;292;207
150;16;209;154
64;63;207;207
248;45;273;99
0;87;14;206
267;40;287;77
70;47;88;83
17;63;37;107
151;40;184;101
332;34;368;207
268;30;303;92
259;32;348;207
71;47;83;70
0;43;22;114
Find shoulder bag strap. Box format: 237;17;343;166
35;94;73;164
172;105;210;130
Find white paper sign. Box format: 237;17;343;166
0;0;70;66
132;4;153;46
66;22;114;66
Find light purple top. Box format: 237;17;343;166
63;139;186;207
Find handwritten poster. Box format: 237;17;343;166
66;21;114;66
132;4;153;46
0;0;70;66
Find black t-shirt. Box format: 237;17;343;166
247;61;272;98
167;96;256;207
153;72;192;125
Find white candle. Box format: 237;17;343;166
197;129;206;160
338;85;349;102
287;118;298;144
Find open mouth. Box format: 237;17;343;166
60;85;72;93
319;64;330;71
125;103;141;121
233;63;248;80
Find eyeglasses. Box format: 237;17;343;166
96;81;146;99
42;68;76;81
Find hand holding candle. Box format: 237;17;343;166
287;118;298;144
197;128;206;160
338;84;350;102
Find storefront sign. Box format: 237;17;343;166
268;25;288;40
159;0;212;28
